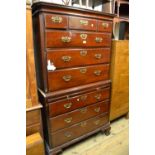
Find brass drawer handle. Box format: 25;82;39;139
94;107;101;113
62;56;72;62
80;121;87;127
94;94;102;100
62;75;72;82
95;37;103;43
80;95;87;101
64;117;72;123
80;50;87;56
94;70;102;76
80;68;87;74
94;120;100;125
64;103;72;109
80;34;87;40
80;107;87;113
102;22;109;28
80;20;88;25
64;132;72;138
61;36;71;43
51;16;63;23
95;53;102;59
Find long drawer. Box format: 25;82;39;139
49;87;110;117
48;64;110;91
46;31;111;48
50;100;109;132
51;113;109;147
47;48;110;69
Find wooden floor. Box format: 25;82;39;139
61;117;129;155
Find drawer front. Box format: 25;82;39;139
49;87;110;117
69;16;97;31
48;64;110;91
51;113;109;147
46;31;111;48
50;101;109;132
98;20;112;32
47;48;110;69
45;14;68;29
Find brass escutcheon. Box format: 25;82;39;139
102;22;109;28
95;53;102;59
64;103;72;109
62;56;72;62
61;36;71;43
94;93;102;100
80;68;87;74
64;132;72;138
62;75;72;82
80;50;87;56
94;70;102;76
64;117;72;123
94;120;100;125
51;16;62;23
80;34;87;40
94;107;101;112
80;107;87;113
95;37;103;43
80;20;88;25
80;121;87;127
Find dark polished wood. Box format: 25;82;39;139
48;64;110;91
49;88;110;117
47;48;111;69
50;101;109;132
46;30;111;48
32;2;114;154
51;113;109;147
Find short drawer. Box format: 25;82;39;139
48;64;110;91
69;16;97;31
51;113;109;147
98;20;112;32
50;101;109;132
47;48;110;69
49;87;110;117
46;31;111;48
45;14;68;29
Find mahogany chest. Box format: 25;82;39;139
32;2;114;155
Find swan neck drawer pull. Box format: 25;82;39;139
62;75;72;82
61;36;71;43
94;70;102;76
94;94;102;100
95;37;103;43
62;56;72;62
80;20;88;25
94;107;101;112
51;16;62;23
64;103;72;109
64;117;72;123
80;34;87;40
95;53;102;59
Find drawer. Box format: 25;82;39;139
47;48;110;69
69;16;97;31
97;20;113;32
46;31;111;48
51;113;109;147
45;14;68;29
48;64;110;91
49;87;110;117
50;100;109;132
